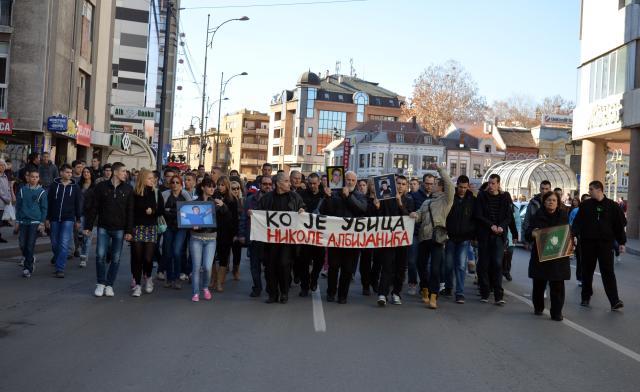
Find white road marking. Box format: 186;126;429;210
312;288;326;332
503;288;640;364
570;264;600;276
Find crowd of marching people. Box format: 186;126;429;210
1;152;628;320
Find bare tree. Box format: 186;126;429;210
403;60;486;138
537;95;575;116
490;94;575;128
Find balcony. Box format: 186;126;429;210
244;127;269;135
240;158;262;166
241;142;268;150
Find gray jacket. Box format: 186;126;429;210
38;161;59;188
0;173;11;209
414;167;455;242
522;194;542;242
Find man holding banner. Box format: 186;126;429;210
299;173;326;296
319;171;367;304
256;172;305;304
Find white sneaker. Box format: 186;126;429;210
391;294;402;305
407;284;417;296
94;284;105;297
179;273;188;281
377;295;387;306
144;277;154;294
131;285;142;297
104;286;115;297
79;259;87;268
156;271;166;281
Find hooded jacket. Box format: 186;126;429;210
414;167;455;242
16;184;47;224
47;178;82;222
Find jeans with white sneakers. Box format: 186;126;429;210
95;228;125;287
190;236;216;296
444;240;469;297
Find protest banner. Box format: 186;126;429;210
250;211;414;248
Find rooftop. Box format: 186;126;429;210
496;127;538;149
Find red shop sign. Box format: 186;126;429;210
0;118;13;135
76;122;92;147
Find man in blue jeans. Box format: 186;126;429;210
408;174;434;296
84;162;134;297
46;164;82;278
16;170;48;278
443;175;476;303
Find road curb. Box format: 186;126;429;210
0;243;51;261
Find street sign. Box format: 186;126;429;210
47;115;68;132
111;105;156;121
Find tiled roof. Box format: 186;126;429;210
441;130;480;150
452;121;492;139
349;120;437;145
497;127;537;149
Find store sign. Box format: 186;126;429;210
110;123;134;133
110;133;131;151
60;119;78;139
542;114;572;127
588;102;623;132
342;138;351;169
0;118;13;135
111;105;156;121
47;115;68;132
76;122;92;147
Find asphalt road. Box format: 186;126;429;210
1;245;639;392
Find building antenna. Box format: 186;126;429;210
335;61;341;75
350;58;355;77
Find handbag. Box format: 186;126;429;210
428;201;448;245
155;190;168;234
2;202;15;221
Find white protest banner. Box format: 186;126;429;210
250;211;414;248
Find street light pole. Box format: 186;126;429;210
198;14;210;167
157;0;174;172
215;71;247;168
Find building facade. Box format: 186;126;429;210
221;109;269;179
441;122;505;180
325;120;445;179
492;126;539;160
268;71;404;174
170;127;230;171
573;0;640;237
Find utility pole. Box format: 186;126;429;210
215;71;224;167
199;14;210;168
157;0;173;172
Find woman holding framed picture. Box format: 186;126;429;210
189;178;219;302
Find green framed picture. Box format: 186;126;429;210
533;224;573;262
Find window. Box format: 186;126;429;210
485;145;491;153
0;42;8;112
370;115;397;122
473;163;482;178
450;162;457;177
0;0;12;26
354;92;369;122
359;153;369;168
338;94;344;102
584;45;628;103
274;111;282;121
460;162;467;176
396;133;405;143
272;146;281;156
77;71;91;122
273;128;281;138
370;152;384;167
424;135;433;144
81;2;94;60
298;126;303;138
298;145;303;156
306;146;312;155
421;155;437;170
307;127;313;137
393;154;409;169
324;93;330;99
318;110;347;155
306;88;316;118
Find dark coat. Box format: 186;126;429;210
257;190;305;212
571;196;626;244
525;207;571;281
474;190;513;242
133;186;164;226
47;178;82;222
84;179;134;234
319;190;367;218
446;190;476;241
213;190;236;243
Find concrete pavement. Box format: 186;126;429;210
0;245;639;392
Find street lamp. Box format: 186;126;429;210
199;14;249;166
215;71;248;167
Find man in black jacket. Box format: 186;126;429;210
443;175;475;303
474;174;513;305
256;172;305;304
84;162;134;298
320;171;367;304
299;173;325;296
572;180;625;310
46;164;82;277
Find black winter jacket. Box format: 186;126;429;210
525;207;571;281
213;190;236;241
133;186;164;227
47;178;82;222
84;179;134;234
446;190;476;241
571;196;626;244
257;190;305;212
474;190;513;241
320;190;367;218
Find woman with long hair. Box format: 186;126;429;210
161;175;191;289
130;168;164;297
210;175;237;292
230;180;244;281
78;167;94;267
190;177;219;302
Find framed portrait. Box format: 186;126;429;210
177;201;216;229
532;224;573;262
373;174;397;200
326;166;345;190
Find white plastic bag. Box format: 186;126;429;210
2;203;16;221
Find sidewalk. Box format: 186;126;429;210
625;238;640;257
0;225;52;260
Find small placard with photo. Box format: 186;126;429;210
326;166;345;190
373;174;397;200
177;201;217;229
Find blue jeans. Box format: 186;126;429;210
50;220;74;272
19;224;39;273
95;228;125;286
407;235;419;285
190;236;216;296
79;216;92;257
162;227;187;282
249;241;263;292
445;240;469;296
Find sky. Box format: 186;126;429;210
172;0;581;135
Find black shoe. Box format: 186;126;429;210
362;289;371;296
504;272;513;281
299;289;309;297
0;237;7;243
580;299;590;307
73;250;80;258
326;294;336;302
265;296;278;304
439;288;452;297
50;257;55;265
611;300;624;311
534;310;543;316
250;289;261;298
551;314;563;321
338;297;347;304
55;271;65;278
279;295;288;304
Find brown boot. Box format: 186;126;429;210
208;265;218;290
428;293;438;309
421;288;430;304
216;266;227;292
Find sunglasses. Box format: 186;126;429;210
231;187;240;190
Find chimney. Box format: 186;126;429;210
459;132;465;149
338;75;343;84
412;116;417;129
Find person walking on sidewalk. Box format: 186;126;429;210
16;169;47;278
46;164;82;278
571;180;626;311
84;162;134;297
0;159;13;243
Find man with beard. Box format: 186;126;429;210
319;171;367;304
